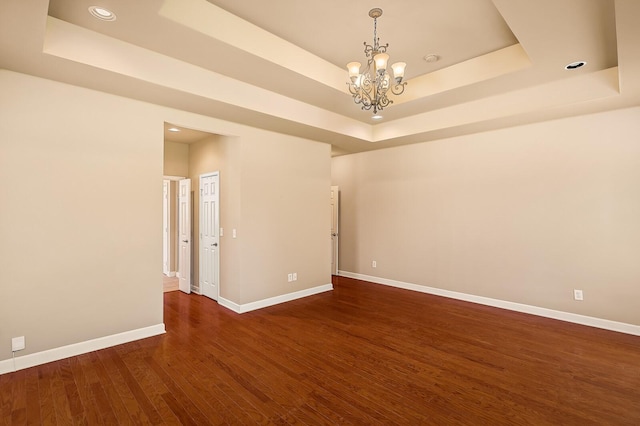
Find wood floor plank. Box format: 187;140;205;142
0;373;11;425
2;275;640;425
24;367;42;426
36;363;57;426
49;363;73;425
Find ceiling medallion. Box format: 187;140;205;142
346;8;407;115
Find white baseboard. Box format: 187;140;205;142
0;323;165;376
219;283;333;314
338;271;640;336
165;271;176;278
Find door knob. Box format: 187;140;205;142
212;243;218;247
182;240;189;243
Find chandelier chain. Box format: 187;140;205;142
373;16;378;51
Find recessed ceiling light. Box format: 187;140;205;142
423;54;439;63
168;127;181;132
88;6;116;21
565;61;586;70
372;115;383;120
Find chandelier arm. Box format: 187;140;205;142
390;82;407;96
378;96;392;109
363;42;373;58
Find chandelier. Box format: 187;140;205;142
346;8;407;115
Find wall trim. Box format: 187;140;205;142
219;283;333;314
338;271;640;336
165;271;176;278
0;324;165;375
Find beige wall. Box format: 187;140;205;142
332;107;640;326
214;137;243;302
164;140;189;177
239;134;332;304
0;71;164;361
0;70;333;366
187;133;332;304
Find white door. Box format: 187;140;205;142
200;173;220;301
162;180;170;276
331;186;339;275
178;179;191;294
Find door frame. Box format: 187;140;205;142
163;176;185;278
162;180;170;276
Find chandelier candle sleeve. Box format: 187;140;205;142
392;62;406;83
346;8;407;115
347;62;362;82
374;53;389;72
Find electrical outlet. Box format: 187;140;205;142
12;336;25;352
288;273;293;282
574;289;584;301
292;273;297;281
372;260;377;268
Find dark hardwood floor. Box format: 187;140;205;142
2;276;640;425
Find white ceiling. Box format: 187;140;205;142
1;0;638;155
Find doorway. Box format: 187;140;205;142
163;123;226;300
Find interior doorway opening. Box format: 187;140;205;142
162;177;182;292
163;122;225;297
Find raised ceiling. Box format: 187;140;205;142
1;0;638;155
